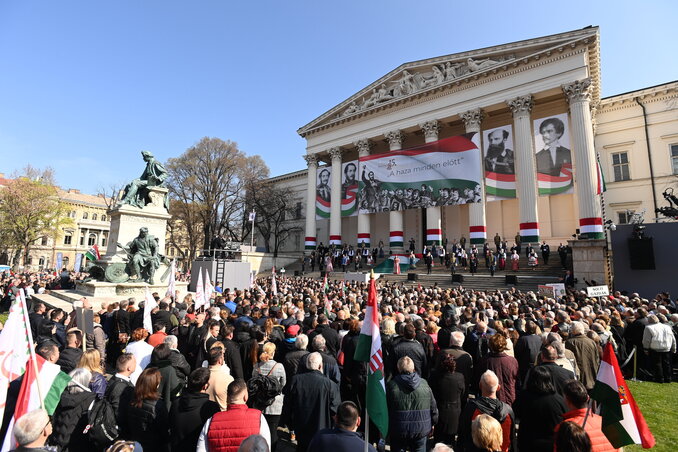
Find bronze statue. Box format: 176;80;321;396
117;227;161;284
120;151;168;208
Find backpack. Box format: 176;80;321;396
83;396;119;449
247;364;283;411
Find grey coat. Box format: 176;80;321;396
252;360;286;415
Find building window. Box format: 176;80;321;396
41;236;48;246
70;210;76;218
170;247;175;257
618;210;635;225
101;215;107;221
611;152;630;182
92;213;98;221
671;144;678;174
62;257;69;268
82;212;88;219
88;233;97;246
64;233;72;245
39;257;45;266
101;232;108;247
295;202;302;219
79;232;85;246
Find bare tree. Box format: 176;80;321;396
96;182;125;211
166;137;270;253
248;181;302;257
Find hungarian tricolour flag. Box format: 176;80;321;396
596;154;607;195
591;342;655;449
354;272;388;437
85;244;100;261
1;354;71;451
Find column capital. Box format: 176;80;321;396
303;154;318;167
385;130;403;149
419;120;441;141
353;139;373;156
460;109;484;131
562;78;593;104
506;95;534;117
328;147;343;162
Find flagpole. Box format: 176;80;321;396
19;290;44;408
364;409;370;452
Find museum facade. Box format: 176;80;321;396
262;27;677;255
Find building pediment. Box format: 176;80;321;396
298;27;600;138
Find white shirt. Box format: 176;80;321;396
125;340;154;385
196;411;271;452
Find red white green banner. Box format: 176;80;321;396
315;166;331;219
357;233;370;245
519;222;540;243
579;217;604;239
389;231;404;247
305;236;317;250
483;125;516;201
426;228;442;246
470;225;487;244
85;244;100;261
315;161;359;220
358;135;482;214
534;113;574;196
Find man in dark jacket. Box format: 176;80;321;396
525;345;575;396
163;335;191;382
457;370;515;452
151;300;173;331
310;335;341;385
283;352;340;452
392;324;427;377
435;331;473;401
55;330;83;374
514;320;542;383
105;353;136;432
414;319;435;378
28;302;46;341
169;368;220;452
308;314;341;356
221;325;244;380
282;333;309;388
386;356;438;452
308;401;377;452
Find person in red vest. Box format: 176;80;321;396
196;380;270;452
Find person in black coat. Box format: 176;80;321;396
55;330;83;375
283;352;341;452
28;302;46;341
514;320;542;384
169;368;220;452
513;366;567;452
105;353;136;435
308;315;341;356
392;324;427;377
149;344;184;412
308;401;377;452
163;335;191;383
432;354;465;447
126;368;170;452
108;301;132;367
524;345;575;397
48;369;96;452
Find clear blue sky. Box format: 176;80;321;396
1;0;676;194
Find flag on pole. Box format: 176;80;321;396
165;259;176;300
1;355;71;451
84;244;100;261
353;271;389;438
0;292;32;428
590;342;655;449
143;287;159;334
596;154;607;195
194;269;205;311
270;267;277;296
204;269;214;306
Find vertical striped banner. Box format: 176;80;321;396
426;228;442;246
329;235;342;246
469;225;487;245
357;233;371;246
519;222;540;243
305;236;317;250
389;231;404;247
579;217;604;239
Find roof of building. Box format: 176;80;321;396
57;188;111;208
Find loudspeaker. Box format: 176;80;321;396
452;274;464;283
505;275;518;285
320;270;326;278
407;273;418;281
294;270;300;276
628;238;655;270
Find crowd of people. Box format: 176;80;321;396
0;269;675;452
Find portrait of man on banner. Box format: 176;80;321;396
533;113;574;195
483;125;516;201
315;166;332;219
341;160;359;217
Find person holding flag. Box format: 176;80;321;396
165;259;176;301
270;267;277;296
354;271;389;449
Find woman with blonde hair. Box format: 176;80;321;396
251;341;286;451
77;348;107;397
472;414;503;452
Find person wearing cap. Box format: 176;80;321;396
277;324;300;364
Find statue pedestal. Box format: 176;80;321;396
568;238;610;288
101;186;171;262
76;280;189;300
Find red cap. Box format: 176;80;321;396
286;324;301;336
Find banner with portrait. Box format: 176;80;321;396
315;165;332;219
358;134;482;214
533;113;574;196
340;160;359;217
483;125;516;201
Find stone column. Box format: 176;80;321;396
563;78;604;239
303;154;318;251
329;147;343;246
507;95;540;243
421;120;442;246
355;139;372;247
461;109;487;245
386;130;405;251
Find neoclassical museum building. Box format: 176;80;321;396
262;27;678;279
